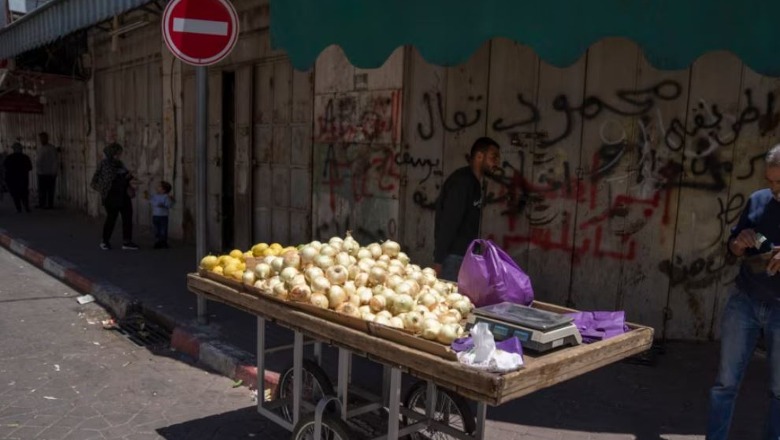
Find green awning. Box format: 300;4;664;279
271;0;780;76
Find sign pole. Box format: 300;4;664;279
195;65;208;325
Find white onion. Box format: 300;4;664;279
343;281;357;297
387;264;405;277
254;279;270;292
408;271;424;285
374;315;391;326
242;270;256;285
335;251;352;268
421;273;437;287
406;280;421;297
376;310;393;320
374;261;389;271
271;257;284;274
432;281;450;296
417;292;438;310
437;323;463;344
272;282;288;299
386;274;404;290
325;265;348;286
452;299;472;317
354;272;369;288
446;293;464;306
381;240;401;257
280;267;299;284
314;255;334;270
290;274;307;288
329;236;344;249
268;276;282;290
361;312;376;322
289;284;312;302
403;311;424;333
367;243;382;259
396;252;410;266
422;267;437;278
358;305;371;315
415;304;430;314
388;317;405;329
358;259;374;273
254;263;272;280
309;240;323;250
378;254;391;264
369;294;387;313
347;294;361;307
392;294;415;315
347;264;360;281
311;276;331;293
357;287;373;305
319;244;338;257
310;292;329;309
394;281;414;298
357;247;373;260
439;309;462;325
406;264;422;275
305;266;325;283
343;234;360;255
335;301;361;318
421;319;442;340
368;266;387;286
328;285;347;308
282;250;301;269
300;246;319;265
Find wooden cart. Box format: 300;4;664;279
187;273;653;439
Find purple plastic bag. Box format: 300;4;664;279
566;311;629;343
457;239;534;307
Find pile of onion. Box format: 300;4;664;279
247;232;471;344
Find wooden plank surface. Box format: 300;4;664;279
187;273;653;406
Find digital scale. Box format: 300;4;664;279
466;302;582;353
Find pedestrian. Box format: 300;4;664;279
433;137;501;282
150;180;174;249
35;131;59;209
706;143;780;440
90;143;139;251
3;142;32;213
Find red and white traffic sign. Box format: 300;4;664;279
162;0;239;66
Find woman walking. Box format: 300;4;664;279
90;143;139;250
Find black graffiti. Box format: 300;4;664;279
536;80;682;148
412;191;437;210
395;151;440;183
737;153;766;180
711;193;746;247
658;253;730;290
493;93;540;132
417;92;482;141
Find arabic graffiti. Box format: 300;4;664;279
316;91;401;144
406;79;778;268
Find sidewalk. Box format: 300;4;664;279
0;198;772;439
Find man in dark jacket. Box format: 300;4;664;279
433;137;501;281
4;142;32;213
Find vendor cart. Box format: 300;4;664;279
187;273;653;439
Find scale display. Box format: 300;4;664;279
467;302;582;353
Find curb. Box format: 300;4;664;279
0;228;279;392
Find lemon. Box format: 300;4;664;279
212;266;224;275
252;243;269;256
243;251;254;260
200;255;219;270
270;243;282;250
262;248;276;257
229;249;244;259
218;255;232;266
231;271;243;281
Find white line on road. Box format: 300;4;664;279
172;18;228;36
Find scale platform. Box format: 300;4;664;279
466;302;582;353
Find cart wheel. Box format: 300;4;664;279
275;360;335;422
291;414;355;440
402;381;476;439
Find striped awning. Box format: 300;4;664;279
271;0;780;76
0;0;153;59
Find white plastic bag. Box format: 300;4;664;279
456;322;524;373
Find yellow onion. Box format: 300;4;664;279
310;293;329;309
289;284;312;302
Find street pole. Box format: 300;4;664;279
195;65;208;325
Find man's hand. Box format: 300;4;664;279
731;229;758;256
433;263;442;276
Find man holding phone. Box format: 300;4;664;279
707;145;780;439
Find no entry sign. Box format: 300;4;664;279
162;0;239;66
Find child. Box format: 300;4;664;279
150;180;174;249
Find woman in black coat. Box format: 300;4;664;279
90;143;139;250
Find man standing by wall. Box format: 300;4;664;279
433;136;500;282
35;131;58;209
707;144;780;439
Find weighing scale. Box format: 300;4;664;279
466;302;582;353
